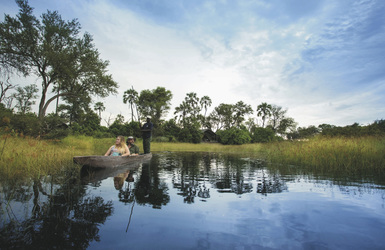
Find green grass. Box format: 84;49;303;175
261;136;385;174
1;134;384;181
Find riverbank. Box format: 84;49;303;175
1;135;384;180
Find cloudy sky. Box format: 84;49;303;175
1;0;385;127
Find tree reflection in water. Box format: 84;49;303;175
134;161;170;209
256;169;288;195
0;168;113;249
166;152;287;201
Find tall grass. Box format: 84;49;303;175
261;136;385;173
0;135;112;180
151;142;263;155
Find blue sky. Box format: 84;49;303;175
1;0;385;127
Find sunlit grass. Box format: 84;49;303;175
0;135;111;180
261;136;385;173
151;142;263;155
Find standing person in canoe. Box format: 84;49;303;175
105;135;131;156
126;136;140;156
141;117;153;154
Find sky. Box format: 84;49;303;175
1;0;385;127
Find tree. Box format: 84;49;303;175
233;101;253;128
94;101;105;120
200;95;212;118
277;117;297;137
268;105;286;132
12;84;39;114
0;78;15;106
256;102;272;128
207;101;253;131
207;103;233;131
0;0;118;122
123;88;139;122
115;114;125;124
138;87;172;128
174;92;201;127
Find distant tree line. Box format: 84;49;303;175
1;1;384;144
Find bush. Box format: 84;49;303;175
217;127;251;145
251;127;276;143
10;112;40;136
177;123;202;144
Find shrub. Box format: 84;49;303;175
251;127;276;143
217;127;251;145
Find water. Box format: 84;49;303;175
1;152;385;249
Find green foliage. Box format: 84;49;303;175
159;119;181;139
207;101;253;131
256;102;272;128
0;0;118;121
108;120;141;138
217;127;251;145
41;113;69;139
288;125;320;139
177;123;202;144
10;112;40;136
138;87;172;128
251;127;276;143
11;84;38;114
319;122;385;137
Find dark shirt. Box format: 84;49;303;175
142;122;153;138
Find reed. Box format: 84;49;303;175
0;135;109;180
150;141;263;154
261;136;385;173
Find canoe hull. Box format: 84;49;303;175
73;153;152;168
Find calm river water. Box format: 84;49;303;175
1;152;385;249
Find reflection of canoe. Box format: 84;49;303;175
73;153;152;168
80;162;142;183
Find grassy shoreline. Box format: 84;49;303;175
1;135;384;180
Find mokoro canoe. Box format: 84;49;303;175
73;153;152;168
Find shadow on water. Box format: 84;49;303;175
1;151;385;249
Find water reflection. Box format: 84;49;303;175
256;169;288;195
1;152;385;249
0;170;113;249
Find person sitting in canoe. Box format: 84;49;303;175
126;136;139;156
105;135;130;156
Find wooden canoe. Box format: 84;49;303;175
73;153;152;168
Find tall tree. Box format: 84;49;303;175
207;101;253;131
256;102;272;128
200;95;212;118
268;105;287;132
0;0;118;121
138;87;172;127
123;88;139;122
277;117;297;137
174;92;201;127
94;101;105;120
12;84;38;114
232;101;253;128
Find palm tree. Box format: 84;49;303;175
94;101;105;120
123;88;139;122
200;96;212;118
256;102;272;128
